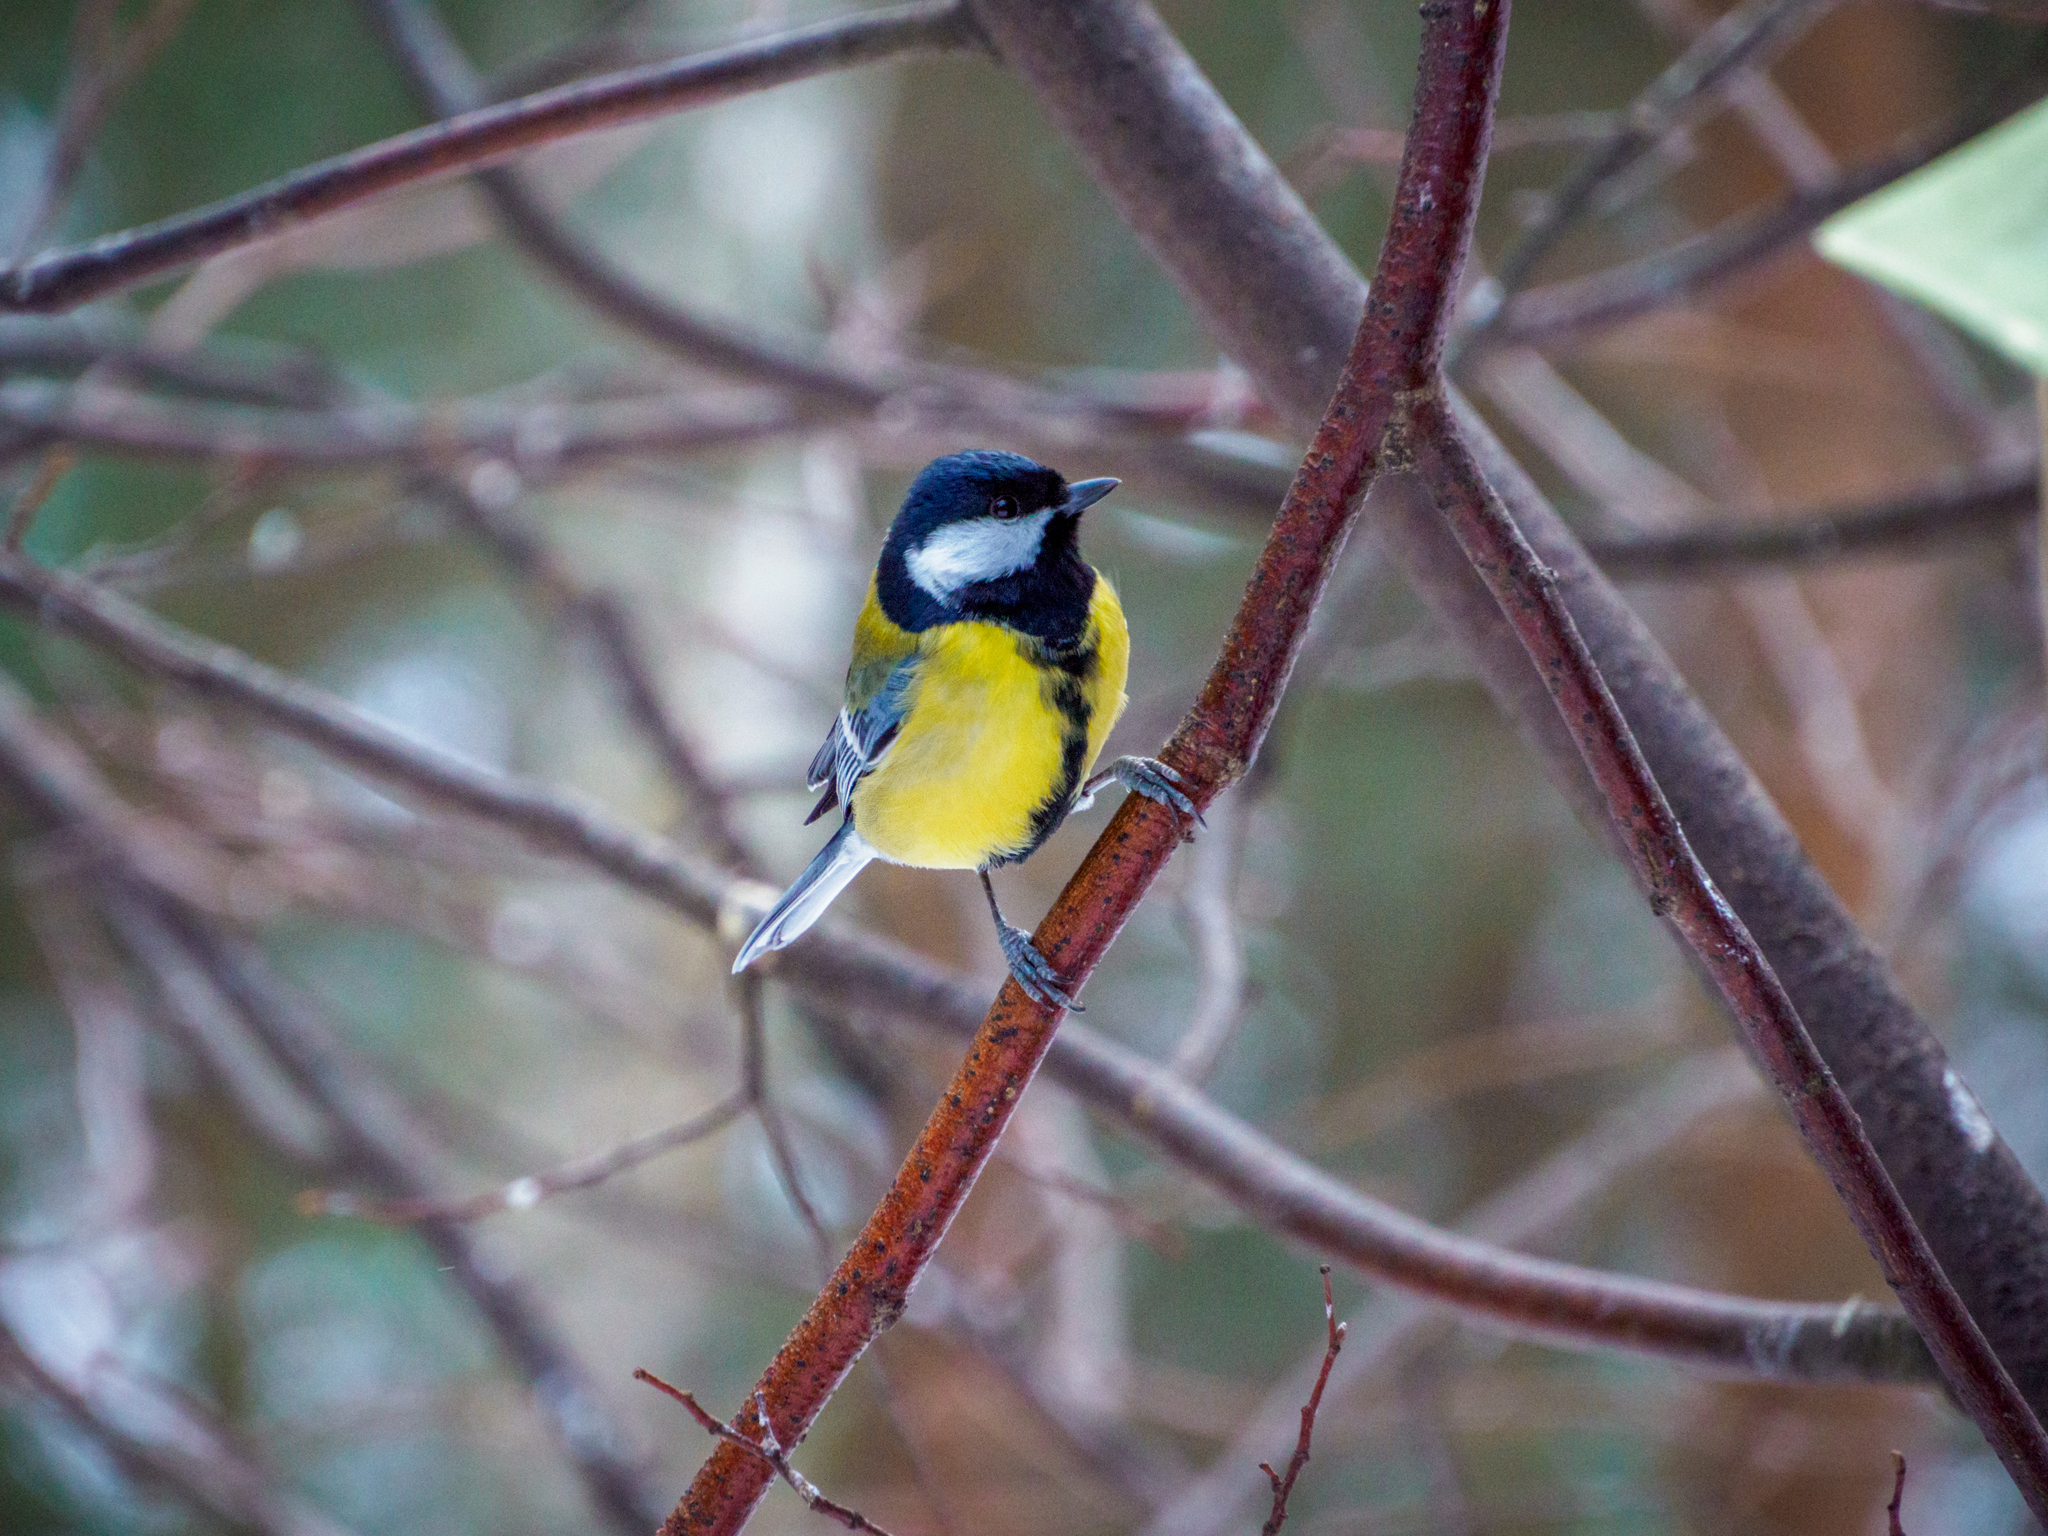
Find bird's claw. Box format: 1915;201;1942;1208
995;919;1080;1011
1113;757;1203;826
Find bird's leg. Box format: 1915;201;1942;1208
1073;756;1201;823
978;869;1079;1011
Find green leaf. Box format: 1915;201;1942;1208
1815;98;2048;376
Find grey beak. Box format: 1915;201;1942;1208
1062;477;1120;515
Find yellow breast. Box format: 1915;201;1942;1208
851;578;1130;869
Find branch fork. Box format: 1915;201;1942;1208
665;1;2048;1530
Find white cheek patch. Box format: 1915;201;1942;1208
906;511;1052;600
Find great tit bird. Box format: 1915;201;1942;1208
732;449;1192;1008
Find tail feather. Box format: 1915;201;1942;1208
732;819;878;972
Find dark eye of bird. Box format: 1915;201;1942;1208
990;495;1021;521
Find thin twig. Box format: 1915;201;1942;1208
304;1090;751;1223
423;468;755;871
0;3;976;313
1259;1267;1346;1536
1485;0;1840;298
2035;381;2048;721
0;1321;365;1536
1309;1002;1681;1153
0;377;797;468
1478;54;2048;349
1888;1450;1909;1536
12;0;198;261
1287;110;1622;194
0;682;663;1536
634;1371;900;1536
1919;0;2048;17
19;880;158;1230
1583;460;2039;577
738;970;837;1274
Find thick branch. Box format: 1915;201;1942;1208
1410;398;2048;1518
969;0;2048;1433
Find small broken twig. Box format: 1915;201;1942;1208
635;1370;898;1536
1259;1267;1347;1536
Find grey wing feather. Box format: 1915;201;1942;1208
803;656;917;819
806;725;844;791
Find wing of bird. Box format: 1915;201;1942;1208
804;651;919;824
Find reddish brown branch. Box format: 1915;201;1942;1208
1888;1451;1909;1536
662;6;1509;1534
0;3;974;313
1259;1267;1347;1536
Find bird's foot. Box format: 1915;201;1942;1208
993;918;1080;1012
1077;755;1201;825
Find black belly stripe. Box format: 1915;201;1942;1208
995;633;1099;865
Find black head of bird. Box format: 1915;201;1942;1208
874;450;1122;642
